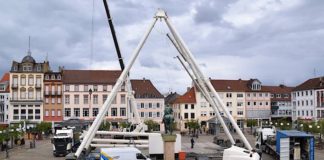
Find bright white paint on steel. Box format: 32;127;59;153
92;138;148;144
90;144;149;148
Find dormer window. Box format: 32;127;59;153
13;66;18;71
251;80;261;91
23;64;32;71
37;65;41;72
45;75;50;80
51;75;56;80
57;75;61;80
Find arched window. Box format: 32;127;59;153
20;87;26;99
28;87;34;99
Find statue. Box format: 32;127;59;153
162;106;174;134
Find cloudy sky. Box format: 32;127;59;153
0;0;323;94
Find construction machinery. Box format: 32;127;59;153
70;9;261;160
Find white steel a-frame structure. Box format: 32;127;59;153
75;9;260;160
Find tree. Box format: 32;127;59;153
144;120;160;132
246;119;257;134
119;122;131;130
187;120;200;136
99;121;110;131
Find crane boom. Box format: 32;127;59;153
103;0;125;70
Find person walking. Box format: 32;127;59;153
191;137;195;149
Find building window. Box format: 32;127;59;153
157;112;160;117
191;104;194;109
149;103;152;108
65;85;70;91
141;112;145;117
65;95;70;104
103;85;107;91
93;85;98;92
28;88;33;99
157;103;160;108
103;94;108;102
83;108;89;117
191;113;195;119
247;93;250;97
74;95;79;104
45;98;49;104
74;108;80;117
141;103;145;108
65;108;71;117
111;108;117;116
20;88;26;99
28;76;34;85
184;113;188;119
52;109;55;117
74;85;79;92
35;109;40;119
149;112;152;117
84;95;89;104
93;108;99;117
226;93;232;98
254;102;257;106
237;93;243;98
45;110;49;116
58;98;61;104
52;98;55;104
237;102;243;107
93;95;98;104
185;104;188;109
226;102;232;107
28;109;33;119
237;111;244;115
120;94;126;104
259;93;262;97
21;76;26;86
84;85;88;92
57;109;61;116
120;108;126;116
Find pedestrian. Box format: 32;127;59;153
191;137;195;148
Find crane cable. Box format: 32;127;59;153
90;0;95;69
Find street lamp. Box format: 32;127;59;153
89;88;93;124
280;123;283;126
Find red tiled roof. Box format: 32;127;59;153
210;79;270;92
0;73;9;83
131;79;164;98
62;70;121;84
173;87;196;104
263;85;293;101
293;77;324;91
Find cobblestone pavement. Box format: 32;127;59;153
1;133;324;160
0;139;64;160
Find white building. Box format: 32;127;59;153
62;70;128;128
292;77;324;120
0;73;10;125
131;79;165;131
9;52;49;125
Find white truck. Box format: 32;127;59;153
52;129;74;157
100;147;151;160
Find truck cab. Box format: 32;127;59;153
52;129;74;157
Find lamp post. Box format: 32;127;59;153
89;88;93;125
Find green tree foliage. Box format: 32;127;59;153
246;119;257;127
144;119;160;132
35;122;52;133
99;121;111;131
272;118;292;130
119;122;131;129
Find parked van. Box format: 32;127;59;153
100;147;151;160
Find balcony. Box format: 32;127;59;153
35;84;42;89
11;84;18;89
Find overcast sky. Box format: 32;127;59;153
0;0;323;94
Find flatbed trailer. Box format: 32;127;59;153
259;130;314;160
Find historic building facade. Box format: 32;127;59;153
131;79;165;131
292;77;324;120
9;52;50;125
62;70;128;128
43;71;64;122
0;73;10;125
